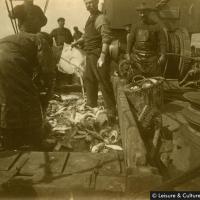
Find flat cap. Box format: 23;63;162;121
57;17;65;22
11;4;47;27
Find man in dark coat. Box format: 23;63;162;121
10;0;47;34
50;18;73;47
72;0;116;119
0;4;55;150
127;3;166;77
50;18;77;92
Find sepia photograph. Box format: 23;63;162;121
0;0;200;199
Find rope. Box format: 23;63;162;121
44;0;50;14
5;0;17;34
9;0;19;33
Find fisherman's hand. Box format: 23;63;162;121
97;53;106;68
71;37;84;48
71;41;79;48
158;54;166;66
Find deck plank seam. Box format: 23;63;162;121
61;152;70;174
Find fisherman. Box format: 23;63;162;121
0;4;55;150
50;17;73;47
72;0;116;120
10;0;47;33
50;18;79;93
73;26;83;41
127;2;166;77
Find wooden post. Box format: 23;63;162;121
112;76;147;170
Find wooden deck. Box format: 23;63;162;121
0;151;127;198
0;150;162;199
0;78;200;198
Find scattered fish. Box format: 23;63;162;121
46;93;122;153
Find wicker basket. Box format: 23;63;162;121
124;75;164;115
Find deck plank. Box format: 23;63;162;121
95;175;126;192
19;152;69;176
63;152;124;176
63;152;101;175
0;173;92;198
0;151;21;171
98;152;124;176
0;151;127;194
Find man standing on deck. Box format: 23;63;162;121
10;0;47;33
127;3;166;77
0;3;55;150
50;18;78;93
72;0;116;120
50;18;73;47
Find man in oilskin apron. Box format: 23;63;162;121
127;3;166;77
0;4;55;150
126;3;167;168
72;0;116;120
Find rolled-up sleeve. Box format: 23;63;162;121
95;14;113;45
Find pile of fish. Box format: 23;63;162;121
45;93;122;153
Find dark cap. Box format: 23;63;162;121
11;4;47;27
10;4;26;20
57;17;65;22
136;2;154;11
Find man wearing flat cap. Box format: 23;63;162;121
50;18;73;47
0;1;55;150
11;0;47;33
127;2;166;77
72;0;116;120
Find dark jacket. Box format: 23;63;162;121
127;20;166;55
50;28;73;46
83;11;112;52
0;32;54;129
127;20;166;76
